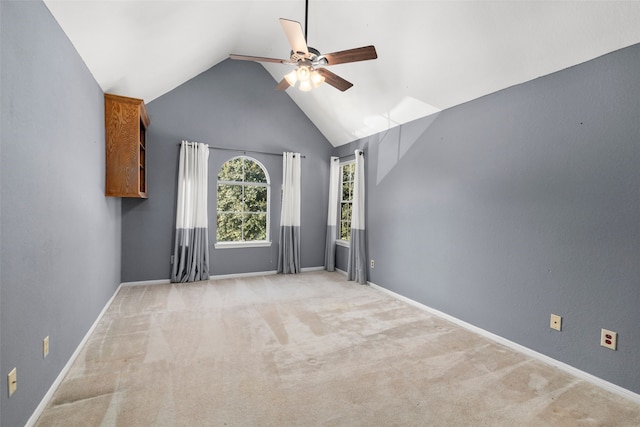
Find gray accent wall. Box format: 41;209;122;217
121;59;333;282
335;44;640;394
1;2;122;426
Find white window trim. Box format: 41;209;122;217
215;240;272;249
336;239;350;248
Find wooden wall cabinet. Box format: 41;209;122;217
105;93;150;198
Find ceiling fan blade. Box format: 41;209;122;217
229;54;293;64
275;78;291;91
317;68;353;92
322;46;378;66
279;18;309;56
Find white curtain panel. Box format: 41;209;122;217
171;141;210;282
348;149;367;284
325;156;340;271
278;152;301;274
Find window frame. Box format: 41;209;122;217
337;160;355;247
215;156;271;249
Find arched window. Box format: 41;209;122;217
216;156;270;247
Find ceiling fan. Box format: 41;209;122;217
229;1;377;92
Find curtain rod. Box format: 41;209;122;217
334;150;365;160
179;143;305;158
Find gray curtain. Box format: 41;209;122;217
348;149;367;284
325;156;340;271
277;152;301;274
171;141;210;282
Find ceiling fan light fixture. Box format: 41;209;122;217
298;79;313;92
284;65;323;91
284;69;298;86
310;69;325;88
296;65;311;82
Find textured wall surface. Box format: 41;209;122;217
0;2;122;426
121;59;333;282
335;44;640;394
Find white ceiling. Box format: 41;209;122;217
43;1;640;147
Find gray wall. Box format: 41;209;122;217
0;2;122;426
335;44;640;394
121;59;333;282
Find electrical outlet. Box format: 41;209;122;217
550;314;562;331
43;336;50;358
601;329;617;350
370;259;375;268
8;368;17;397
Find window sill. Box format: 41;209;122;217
215;241;272;249
336;239;350;248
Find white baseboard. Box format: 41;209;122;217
121;268;328;285
209;270;278;280
121;278;171;287
26;284;124;427
211;267;325;279
210;267;326;280
368;281;640;404
336;268;347;276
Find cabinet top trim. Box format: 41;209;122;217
105;93;150;128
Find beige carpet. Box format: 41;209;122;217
35;271;640;426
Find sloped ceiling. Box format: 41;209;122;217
43;1;640;146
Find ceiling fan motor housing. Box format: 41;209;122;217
291;46;321;62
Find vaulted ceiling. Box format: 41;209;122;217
43;1;640;146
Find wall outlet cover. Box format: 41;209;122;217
550;314;562;331
8;368;17;397
43;336;50;358
601;328;617;350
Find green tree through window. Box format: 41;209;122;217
217;157;269;243
340;162;355;241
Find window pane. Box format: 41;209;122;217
341;202;352;222
244;213;267;241
342;163;355;182
218;157;243;182
244;159;267;183
340;202;352;241
342;181;353;202
217;213;243;241
217;184;243;212
244;186;267;212
341;221;351;241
